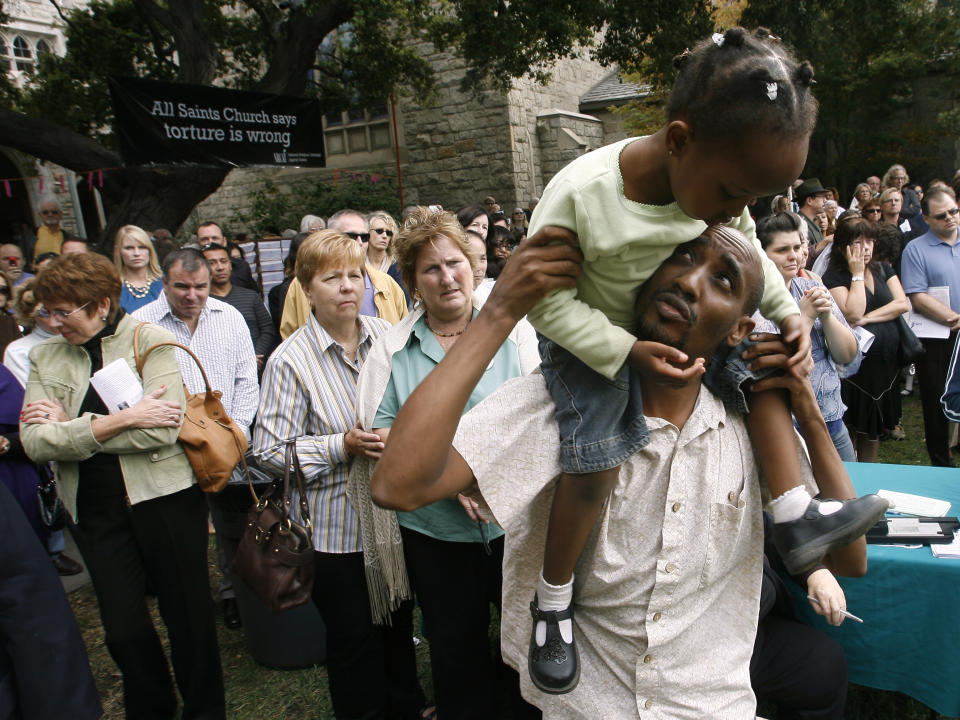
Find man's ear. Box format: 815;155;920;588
725;316;755;347
665;120;693;157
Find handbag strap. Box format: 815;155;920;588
282;441;313;530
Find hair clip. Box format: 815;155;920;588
766;82;778;101
712;33;725;47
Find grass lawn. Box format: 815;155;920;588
69;392;957;719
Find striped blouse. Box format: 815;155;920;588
253;311;389;553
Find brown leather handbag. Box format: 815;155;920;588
133;323;248;493
233;442;315;611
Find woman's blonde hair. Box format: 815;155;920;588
295;229;367;288
113;225;161;280
394;207;478;294
12;278;40;327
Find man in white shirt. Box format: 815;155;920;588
367;228;867;717
134;248;259;629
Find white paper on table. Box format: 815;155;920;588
931;532;960;558
90;358;144;414
907;287;950;339
878;489;951;517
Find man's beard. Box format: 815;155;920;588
635;317;689;354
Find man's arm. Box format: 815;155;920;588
908;292;960;329
251;296;279;360
370;229;582;511
279;278;310;339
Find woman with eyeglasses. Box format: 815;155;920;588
20;252;225;719
849;182;873;211
0;269;22;359
367;210;411;305
114;224;164;313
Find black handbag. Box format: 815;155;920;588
896;316;925;366
36;463;66;531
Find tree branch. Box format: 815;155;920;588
46;0;72;28
0;108;119;172
253;0;354;96
238;0;275;40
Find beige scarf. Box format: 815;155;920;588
347;299;539;624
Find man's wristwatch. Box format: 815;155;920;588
851;274;864;282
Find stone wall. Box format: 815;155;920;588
535;109;605;190
194;42;613;233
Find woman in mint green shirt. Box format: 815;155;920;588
362;207;539;718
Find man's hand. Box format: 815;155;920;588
483;226;582;324
345;422;385;459
775;314;812;379
806;568;848;626
628;340;705;386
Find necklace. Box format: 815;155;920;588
425;317;470;337
124;279;153;299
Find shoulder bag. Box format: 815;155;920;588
133;322;248;493
896;315;925;366
233;441;315;611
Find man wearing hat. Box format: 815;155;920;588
795;178;830;248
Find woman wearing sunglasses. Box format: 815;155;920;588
367;210;410;304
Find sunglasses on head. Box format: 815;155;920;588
344;232;370;243
372;228;394;237
931;207;959;221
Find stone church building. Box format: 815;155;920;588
193;42;645;229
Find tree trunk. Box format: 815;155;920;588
97;165;230;252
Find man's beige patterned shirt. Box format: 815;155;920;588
454;373;784;719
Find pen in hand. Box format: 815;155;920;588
807;595;863;623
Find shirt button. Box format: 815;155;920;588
728;490;737;503
151;452;159;460
671;502;681;513
644;699;654;710
652;612;662;622
643;654;652;664
665;562;677;573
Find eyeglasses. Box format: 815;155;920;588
372;228;394;238
199;243;228;253
0;286;8;295
863;208;882;214
35;301;90;320
40;209;60;216
2;255;20;264
931;207;960;221
344;232;370;243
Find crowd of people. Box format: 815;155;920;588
2;24;960;720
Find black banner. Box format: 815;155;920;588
109;76;325;168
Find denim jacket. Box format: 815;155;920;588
20;314;194;522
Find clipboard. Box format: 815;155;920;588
867;516;959;545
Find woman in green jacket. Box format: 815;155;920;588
20;252;225;720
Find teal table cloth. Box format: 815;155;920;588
789;462;960;717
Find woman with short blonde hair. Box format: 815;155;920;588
256;228;426;718
113;224;163;312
